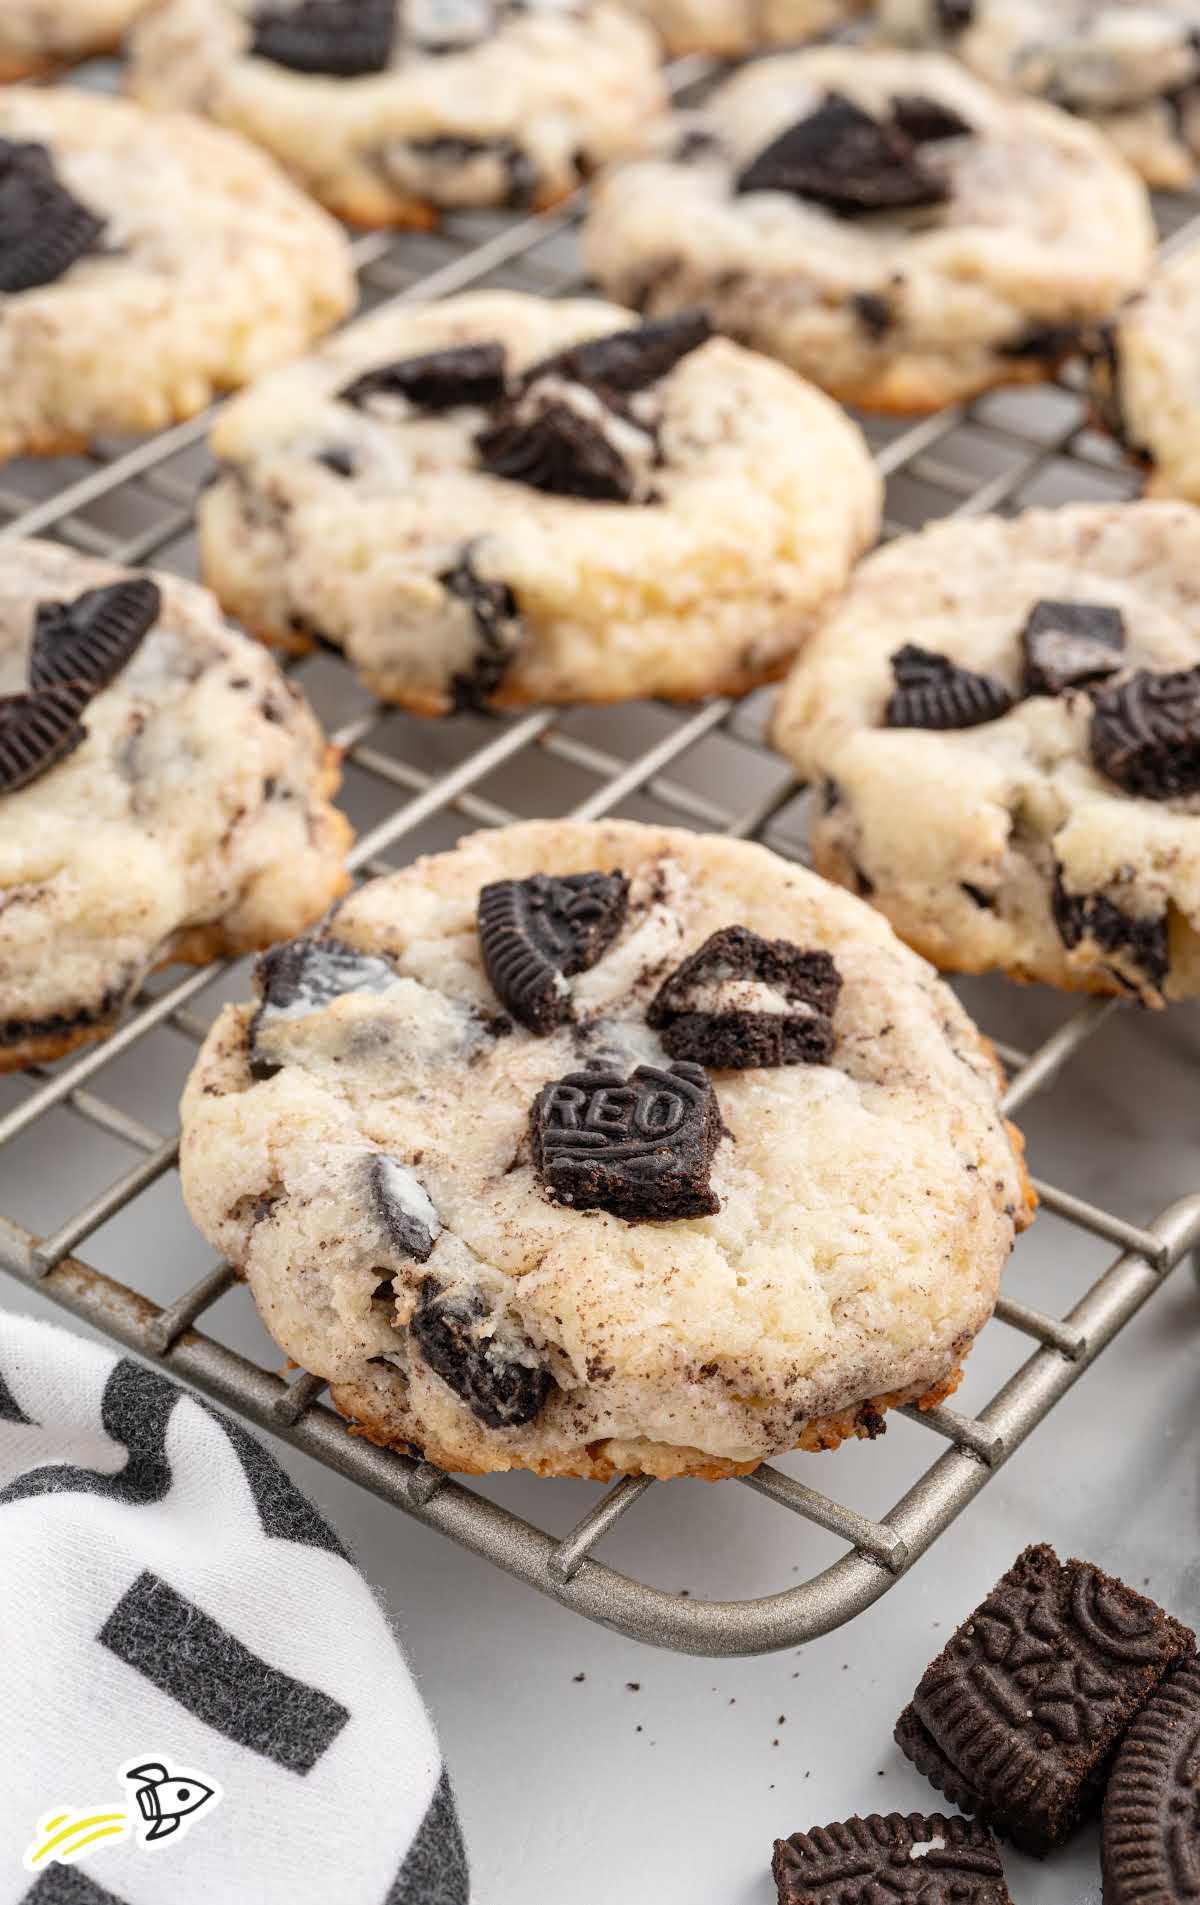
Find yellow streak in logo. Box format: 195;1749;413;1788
28;1811;129;1864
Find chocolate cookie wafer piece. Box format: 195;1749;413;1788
897;1544;1195;1854
1103;1656;1200;1905
772;1810;1012;1905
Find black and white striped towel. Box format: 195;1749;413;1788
0;1312;469;1905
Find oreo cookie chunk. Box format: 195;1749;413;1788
896;1544;1195;1853
478;870;628;1031
736;93;950;217
1051;872;1169;1001
1020;600;1125;698
249;0;396;75
530;1060;722;1221
441;556;525;710
1090;667;1200;801
370;1155;440;1262
773;1812;1011;1905
338;342;507;413
886;646;1013;730
410;1278;554;1428
0;682;90;796
249;936;400;1077
647;926;841;1068
477;313;712;504
1103;1658;1200;1905
29;579;162;695
0;139;104;296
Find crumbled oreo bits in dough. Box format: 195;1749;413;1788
477;313;712;503
647;926;842;1069
1090;665;1200;800
735;93;952;217
410;1278;554;1428
0;682;90;795
886;646;1013;730
249;0;396;75
248;936;399;1076
477;870;629;1031
30;580;162;694
0;140;105;295
441;556;525;710
531;1060;722;1221
1051;873;1169;998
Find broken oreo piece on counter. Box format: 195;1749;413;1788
647;925;841;1069
1103;1656;1200;1905
30;579;162;695
0;139;105;296
773;1811;1012;1905
0;681;90;796
1020;600;1126;698
531;1060;722;1222
895;1543;1194;1854
477;870;629;1032
249;0;396;75
338;342;507;413
1090;665;1200;801
735;93;950;218
248;935;399;1077
410;1277;554;1428
886;646;1014;731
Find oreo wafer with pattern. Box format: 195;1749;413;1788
772;1810;1012;1905
30;579;162;694
0;680;89;794
898;1544;1195;1853
1103;1656;1200;1905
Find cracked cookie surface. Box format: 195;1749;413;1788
128;0;665;226
773;501;1200;1004
582;47;1154;412
0;539;352;1071
198;290;881;714
0;86;354;465
179;819;1031;1480
878;0;1200;189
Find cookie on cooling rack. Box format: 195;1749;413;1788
1089;243;1200;506
197;290;881;715
582;47;1154;413
635;0;865;59
178;819;1033;1481
877;0;1200;190
127;0;665;227
0;87;354;464
773;500;1200;1005
0;538;352;1073
0;1;154;78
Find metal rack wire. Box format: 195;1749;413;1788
2;68;1199;1654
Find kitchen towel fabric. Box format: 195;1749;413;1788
0;1309;469;1905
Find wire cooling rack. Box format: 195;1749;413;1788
2;66;1199;1654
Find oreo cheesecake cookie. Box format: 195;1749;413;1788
773;501;1200;1005
197;290;881;714
582;47;1154;412
635;0;866;59
0;1;154;79
0;86;353;464
1088;244;1200;507
179;820;1032;1481
128;0;665;227
877;0;1200;190
0;539;351;1072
